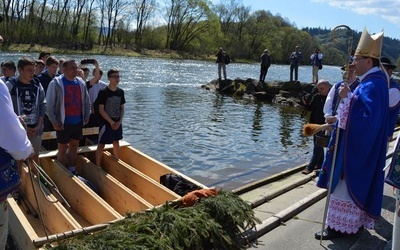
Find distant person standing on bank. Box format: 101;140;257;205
216;47;227;81
310;49;323;84
289;46;303;82
259;49;271;83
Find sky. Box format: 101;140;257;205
211;0;400;40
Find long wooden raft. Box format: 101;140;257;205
8;128;205;249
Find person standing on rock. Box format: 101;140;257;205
259;49;271;84
301;80;331;175
216;47;227;81
316;28;388;240
289;46;303;82
310;49;323;84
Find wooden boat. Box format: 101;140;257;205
7;127;206;249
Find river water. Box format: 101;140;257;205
1;52;344;190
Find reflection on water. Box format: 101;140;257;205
0;52;343;190
251;102;263;140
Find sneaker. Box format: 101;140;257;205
301;168;313;175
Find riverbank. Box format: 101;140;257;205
1;44;256;63
1;43;214;61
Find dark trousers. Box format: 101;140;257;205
290;64;299;81
306;134;324;171
259;66;269;82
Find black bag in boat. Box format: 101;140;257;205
160;174;201;196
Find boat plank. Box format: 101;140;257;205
41;127;99;141
19;164;82;234
40;157;123;225
7;196;38;250
39;141;130;159
75;156;154;214
101;151;181;206
119;146;205;188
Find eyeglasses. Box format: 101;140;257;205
109;75;120;79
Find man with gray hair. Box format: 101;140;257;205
46;59;91;174
302;80;331;175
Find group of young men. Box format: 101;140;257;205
2;53;126;175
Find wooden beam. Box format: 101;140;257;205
41;127;99;141
101;151;181;206
19;164;82;234
40;157;123;225
39;141;130;159
119;146;206;188
7;196;38;250
75;155;154;215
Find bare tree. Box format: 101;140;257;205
102;0;128;50
163;0;213;51
70;0;88;40
213;0;242;34
83;0;96;44
235;5;249;42
132;0;156;49
97;0;106;44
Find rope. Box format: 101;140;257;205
28;159;70;207
27;158;50;242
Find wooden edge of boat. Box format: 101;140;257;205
7;196;38;250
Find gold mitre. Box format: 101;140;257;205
355;27;384;59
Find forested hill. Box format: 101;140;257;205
0;0;398;68
303;27;400;65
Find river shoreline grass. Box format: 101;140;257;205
0;44;255;64
1;44;207;59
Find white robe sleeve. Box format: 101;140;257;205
0;81;32;160
389;87;400;108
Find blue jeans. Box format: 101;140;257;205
306;134;324;171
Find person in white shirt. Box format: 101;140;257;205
0;79;32;249
323;64;359;124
